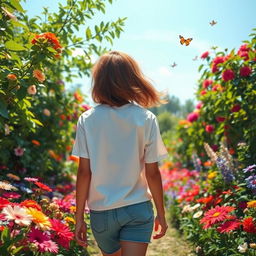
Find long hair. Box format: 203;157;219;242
91;51;169;108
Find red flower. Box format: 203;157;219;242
203;79;213;88
213;56;225;65
201;51;209;59
211;64;218;73
216;116;226;122
34;181;52;192
200;205;235;229
20;200;42;211
0;197;10;210
242;217;256;233
205;124;214;133
187;112;199;122
217;219;241;233
240;66;252;77
196;102;203;109
222;69;235;81
237;44;250;61
231;104;241;112
211;145;218;152
200;90;207;95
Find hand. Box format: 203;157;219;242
75;219;88;247
153;215;168;239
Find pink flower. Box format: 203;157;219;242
211;64;219;73
205;125;214;133
237;45;250;61
14;146;25;156
222;69;235;82
81;104;91;111
201;51;209;59
24;177;39;182
211;145;218;152
27;85;37;95
240;66;252;77
231;104;241;112
196;102;203;109
187;112;199;122
2;192;21;199
203;79;213;89
213;56;225;65
216;116;226;122
239;44;250;52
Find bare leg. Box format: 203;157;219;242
120;241;149;256
100;248;122;256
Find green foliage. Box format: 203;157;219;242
0;0;126;182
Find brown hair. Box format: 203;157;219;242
91;51;169;108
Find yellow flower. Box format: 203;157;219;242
26;207;51;231
247;200;256;208
208;171;217;179
69;206;76;213
64;216;75;224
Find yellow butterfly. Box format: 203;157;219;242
209;20;217;26
179;35;193;46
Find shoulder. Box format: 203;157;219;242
132;103;156;120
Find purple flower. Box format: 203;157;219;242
245;175;256;190
216;156;235;183
243;164;256;173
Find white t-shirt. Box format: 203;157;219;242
71;101;169;210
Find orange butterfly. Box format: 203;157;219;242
179;35;193;46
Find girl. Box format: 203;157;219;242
72;51;169;256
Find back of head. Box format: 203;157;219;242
91;51;168;108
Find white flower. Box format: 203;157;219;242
238;242;248;253
193;210;203;218
182;205;192;213
191;203;201;210
0;181;18;191
2;205;33;226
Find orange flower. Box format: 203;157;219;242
60;114;66;120
74;92;83;102
204;161;212;167
7;74;17;81
48;150;62;161
34;181;52;192
229;148;235;155
247;200;256;208
69;155;79;163
20;200;42;211
31;32;62;50
66;145;72;151
32;140;40;146
33;69;45;83
6;173;20;181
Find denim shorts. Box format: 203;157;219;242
89;200;154;254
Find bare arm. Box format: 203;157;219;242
145;162;168;239
75;157;92;221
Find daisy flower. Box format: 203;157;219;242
217;219;241;233
0;181;18;191
1;205;32;226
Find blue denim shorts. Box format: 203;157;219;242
89;200;154;254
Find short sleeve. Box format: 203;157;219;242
71;116;90;159
144;116;169;163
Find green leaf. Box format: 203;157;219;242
0;227;10;242
32;118;44;127
198;64;204;72
16;86;27;101
0;98;9;119
0;90;6;95
86;27;92;40
5;40;26;51
10;0;24;12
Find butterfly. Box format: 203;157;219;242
171;62;177;68
209;20;217;26
192;56;198;61
179;35;193;46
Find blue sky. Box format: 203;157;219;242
23;0;256;105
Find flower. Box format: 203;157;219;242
222;69;235;81
193;210;203;218
0;197;10;210
43;108;51;116
231;104;241;112
34;181;52;192
245;175;256;190
1;205;33;226
28;226;50;244
6;74;17;81
208;171;217;179
24;177;38;182
217;219;241;233
33;69;45;83
238;243;248;253
2;192;21;199
211;145;218;152
243;164;256;173
200;205;235;229
240;66;252;77
0;182;17;191
187;112;199;122
205;124;214;133
7;173;20;181
14;146;25;156
20;200;42;211
237;44;250;61
26;207;52;231
27;85;37;95
242;217;256;233
201;51;209;59
31;32;62;50
211;56;225;73
203;79;213;88
32;140;40;146
216;156;235;183
216;116;226;122
200;89;207;95
247;200;256;208
39;240;59;253
81;104;91;111
74;92;83;102
196;102;203;109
